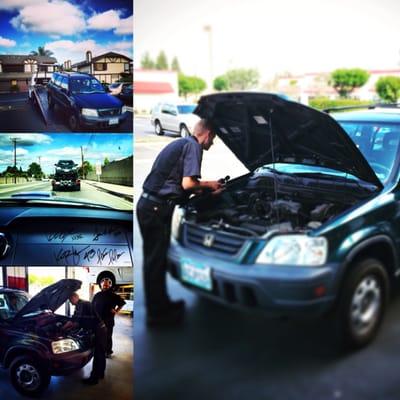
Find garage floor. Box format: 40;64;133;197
0;314;133;400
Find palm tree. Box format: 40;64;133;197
30;46;54;57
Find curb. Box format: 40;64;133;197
85;181;133;203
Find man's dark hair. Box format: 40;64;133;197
200;118;215;133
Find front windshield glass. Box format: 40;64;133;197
70;77;105;94
177;105;196;114
0;292;29;320
0;133;133;210
338;121;400;184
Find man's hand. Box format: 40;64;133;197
111;308;118;315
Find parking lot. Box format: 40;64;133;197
0;92;133;133
134;117;400;400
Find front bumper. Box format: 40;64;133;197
168;240;339;318
50;348;94;376
79;111;129;129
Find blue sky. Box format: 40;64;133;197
0;133;133;174
0;0;133;64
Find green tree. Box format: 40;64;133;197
224;68;260;90
104;157;110;166
171;56;181;72
30;46;54;57
141;52;155;69
155;51;168;70
178;74;206;99
27;162;43;179
213;75;229;91
330;68;370;98
375;76;400;103
79;161;93;179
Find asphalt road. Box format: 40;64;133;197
0;180;132;210
134;117;400;400
0;92;133;133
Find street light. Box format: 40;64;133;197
203;24;213;91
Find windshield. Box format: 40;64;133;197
177;105;196;114
0;133;133;211
70;77;105;94
0;292;29;320
338;121;399;184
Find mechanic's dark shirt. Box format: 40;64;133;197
72;299;100;329
142;136;202;200
92;290;126;327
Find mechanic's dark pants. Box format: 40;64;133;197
91;322;107;379
105;322;114;354
137;196;174;315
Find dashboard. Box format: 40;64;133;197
0;206;133;266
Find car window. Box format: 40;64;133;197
60;77;68;91
70;77;105;94
0;292;29;320
339;121;400;184
54;74;63;87
177;105;196;114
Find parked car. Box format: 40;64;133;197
47;72;129;131
52;159;80;191
168;92;400;350
118;84;133;106
150;102;200;137
0;279;94;396
108;82;131;96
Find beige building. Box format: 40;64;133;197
276;69;400;104
0;54;57;92
71;51;132;84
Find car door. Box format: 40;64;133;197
161;104;175;131
59;77;72;113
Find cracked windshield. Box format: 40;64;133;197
0;133;133;210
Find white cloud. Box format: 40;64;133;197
10;0;86;36
45;39;132;64
47;147;81;157
0;36;16;48
87;9;133;35
0;0;41;11
114;15;133;35
0;134;52;147
87;9;121;30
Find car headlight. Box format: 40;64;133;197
122;105;128;113
81;108;98;117
256;235;328;266
51;339;80;354
171;206;185;240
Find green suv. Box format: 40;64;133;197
168;92;400;349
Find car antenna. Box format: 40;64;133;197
268;108;280;225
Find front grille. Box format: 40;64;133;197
98;108;121;117
184;223;246;255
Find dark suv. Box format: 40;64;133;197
47;72;129;131
52;159;80;191
168;92;400;349
0;279;93;396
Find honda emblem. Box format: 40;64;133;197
203;233;215;248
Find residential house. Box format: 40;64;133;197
71;51;132;84
0;54;57;92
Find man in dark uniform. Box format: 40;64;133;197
92;278;126;358
137;118;222;326
63;292;107;385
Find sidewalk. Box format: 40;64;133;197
85;180;133;201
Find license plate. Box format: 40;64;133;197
109;118;119;125
181;259;212;291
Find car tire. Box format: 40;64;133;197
335;258;389;350
10;356;51;397
48;94;54;110
97;272;116;287
68;113;80;132
154;120;164;136
180;124;190;138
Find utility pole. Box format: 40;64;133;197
80;146;84;179
203;25;213;92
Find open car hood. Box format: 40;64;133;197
194;92;382;188
16;279;81;318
